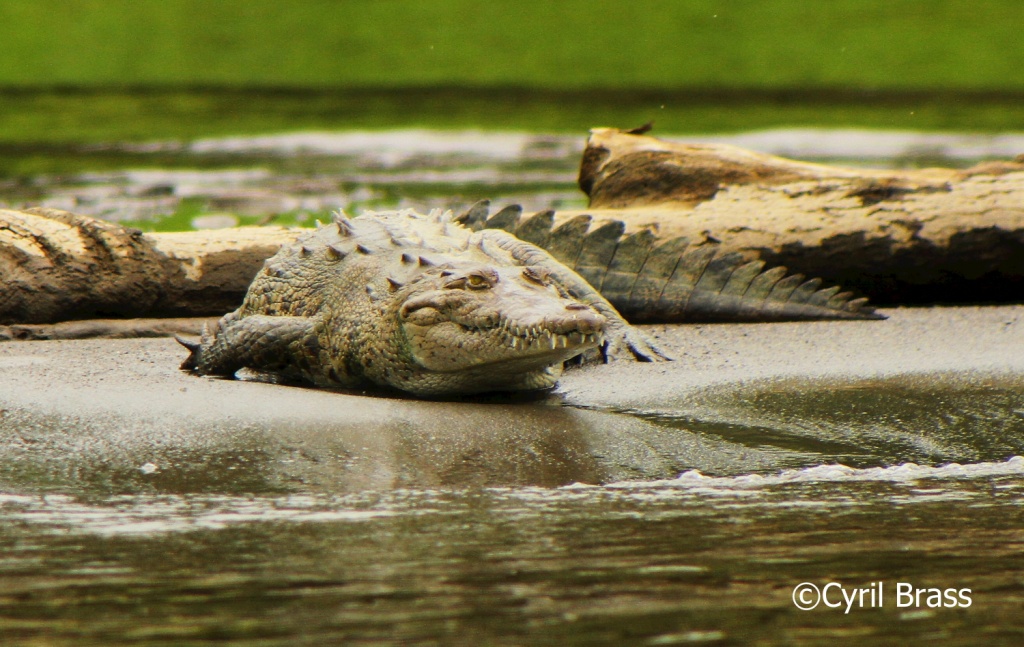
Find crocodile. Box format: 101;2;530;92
179;204;880;396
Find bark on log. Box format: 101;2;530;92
1;207;294;324
579;127;1024;209
576;128;1024;304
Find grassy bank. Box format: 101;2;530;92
1;1;1022;90
2;87;1024;147
1;1;1022;143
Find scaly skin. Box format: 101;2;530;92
180;209;667;396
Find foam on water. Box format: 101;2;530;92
4;458;1022;537
599;456;1024;490
0;493;394;536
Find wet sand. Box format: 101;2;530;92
1;306;1022;494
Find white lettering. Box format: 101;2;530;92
896;582;914;607
841;586;857;614
958;588;973;608
943;589;959;607
822;582;843;608
803;582;972;610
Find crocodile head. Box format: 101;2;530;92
392;263;606;395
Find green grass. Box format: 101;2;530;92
117;198;324;233
1;88;1023;149
1;0;1023;90
1;1;1023;144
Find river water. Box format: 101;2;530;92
1;131;1023;645
1;464;1023;645
2;420;1022;645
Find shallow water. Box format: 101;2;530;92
2;374;1023;645
626;376;1024;469
4;128;1023;229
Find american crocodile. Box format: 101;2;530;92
179;205;880;396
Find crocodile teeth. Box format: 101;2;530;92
495;321;595;352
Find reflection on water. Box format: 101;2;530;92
2;376;1024;645
633;376;1024;469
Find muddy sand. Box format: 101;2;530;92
0;306;1021;494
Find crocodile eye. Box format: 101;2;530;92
466;274;490;289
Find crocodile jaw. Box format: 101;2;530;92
402;318;606;374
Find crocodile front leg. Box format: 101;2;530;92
178;312;319;379
478;229;671;363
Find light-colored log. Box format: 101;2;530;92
574;128;1024;302
0;207;299;324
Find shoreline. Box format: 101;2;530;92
2;305;1021;494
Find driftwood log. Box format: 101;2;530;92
0;207;290;324
575;127;1024;303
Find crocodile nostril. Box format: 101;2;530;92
565;303;590;311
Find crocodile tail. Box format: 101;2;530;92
610;237;885;322
465;203;884;323
577;223;884;323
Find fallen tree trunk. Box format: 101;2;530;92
1;207;294;324
579;125;1024;208
574;127;1024;303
